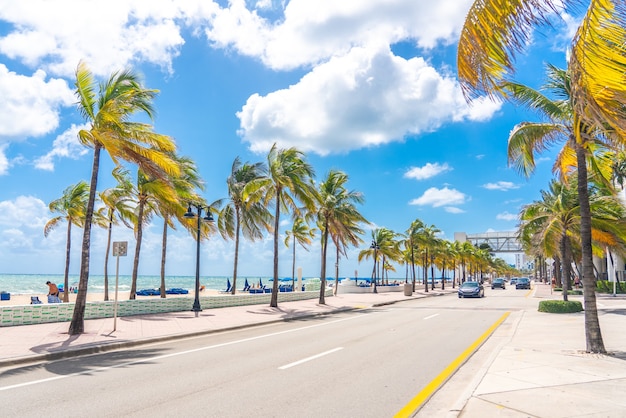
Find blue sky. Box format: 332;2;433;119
0;1;577;279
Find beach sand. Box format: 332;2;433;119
0;289;220;307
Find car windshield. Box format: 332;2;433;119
519;278;529;282
462;282;478;288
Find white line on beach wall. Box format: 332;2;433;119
278;347;344;370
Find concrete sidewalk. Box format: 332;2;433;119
2;284;626;417
417;283;626;417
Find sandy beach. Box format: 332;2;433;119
0;289;221;307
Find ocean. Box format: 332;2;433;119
0;274;307;295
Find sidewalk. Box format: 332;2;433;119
417;283;626;417
2;284;626;417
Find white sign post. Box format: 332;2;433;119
112;241;128;331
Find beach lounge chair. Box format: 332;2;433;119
30;296;42;304
219;279;232;293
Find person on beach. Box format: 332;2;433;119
46;281;59;297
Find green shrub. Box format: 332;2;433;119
538;300;583;313
596;280;626;294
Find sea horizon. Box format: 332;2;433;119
0;273;328;295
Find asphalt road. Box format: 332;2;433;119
0;285;527;417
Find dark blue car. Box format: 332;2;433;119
458;281;485;298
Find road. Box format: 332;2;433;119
0;285;530;417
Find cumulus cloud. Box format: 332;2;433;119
238;46;500;155
0;145;8;175
0;1;195;77
206;0;474;70
0;195;48;228
404;162;451;180
33;124;89;171
483;181;520;191
409;186;467;208
496;212;518;221
0;65;74;138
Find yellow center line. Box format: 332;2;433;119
394;311;510;418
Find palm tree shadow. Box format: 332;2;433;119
0;347;167;380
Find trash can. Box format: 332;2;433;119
404;283;412;296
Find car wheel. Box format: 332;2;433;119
458;294;462;298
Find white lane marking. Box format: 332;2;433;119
278;347;344;370
423;314;439;320
0;314;368;392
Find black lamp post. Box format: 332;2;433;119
370;240;379;294
184;203;214;313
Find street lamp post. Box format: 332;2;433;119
370;240;379;294
184;203;214;314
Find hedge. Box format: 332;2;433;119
596;280;626;294
538;300;583;313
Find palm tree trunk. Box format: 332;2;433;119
576;141;606;353
63;222;71;303
291;235;296;291
69;144;101;335
270;194;280;308
232;213;241;295
319;223;329;304
160;218;168;298
333;245;339;296
130;200;145;300
104;213;113;301
560;234;569;302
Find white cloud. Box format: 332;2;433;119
444;206;464;214
404;162;451;180
496;212;518;221
33;124;89;171
238;45;500;155
0;1;193;77
483;181;520;191
0;195;48;228
206;0;474;70
0;145;8;175
0;65;74;138
409;187;467;208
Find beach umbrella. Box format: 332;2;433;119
244;278;250;289
259;278;264;288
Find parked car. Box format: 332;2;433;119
516;277;531;289
510;278;518;286
458;281;485;298
491;278;506;289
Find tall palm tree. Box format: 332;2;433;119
69;62;180;335
97;167;134;301
284;217;316;291
44;181;90;302
129;170;179;299
217;158;272;295
457;0;626;354
504;64;614;352
156;155;205;298
405;219;426;292
246;144;316;307
358;228;400;292
315;170;367;303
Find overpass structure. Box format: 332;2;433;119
454;231;522;253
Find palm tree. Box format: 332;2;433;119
504;64;615;352
69;62;180;335
457;0;626;354
405;219;426;292
154;155;205;298
246;144;316;307
44;181;90;302
129;170;179;299
315;170;367;303
284;217;316;291
358;228;400;292
97;167;134;301
217;158;272;295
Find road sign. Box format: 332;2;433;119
112;241;128;257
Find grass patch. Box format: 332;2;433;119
538;300;583;313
